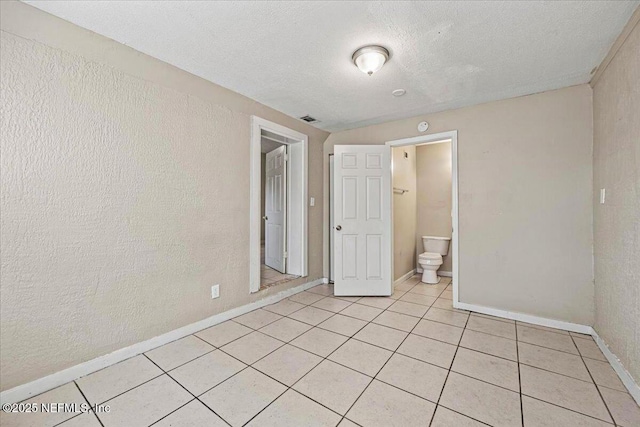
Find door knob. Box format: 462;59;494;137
336;225;342;231
263;216;268;220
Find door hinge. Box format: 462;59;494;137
284;153;289;161
283;251;288;259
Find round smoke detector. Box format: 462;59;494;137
418;121;429;132
392;89;406;97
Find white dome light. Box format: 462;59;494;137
352;45;389;76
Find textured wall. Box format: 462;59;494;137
416;142;453;272
325;85;594;325
0;2;328;391
392;146;417;280
593;20;640;382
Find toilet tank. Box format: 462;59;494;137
422;236;450;255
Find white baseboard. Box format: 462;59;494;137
415;268;452;278
394;269;416;285
0;277;326;405
454;301;593;335
591;330;640;405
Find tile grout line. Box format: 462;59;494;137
517;358;600;385
515;320;524;426
427;302;472;427
152;346;218;374
239;310;368;425
242;302;488;364
207;297;376;425
51;382;105;427
342;277;455;423
242;276;447;425
89;372;166;408
196;327;346;426
569;334;618;426
514;326;621;425
427;276;514;427
141;353;235;427
74;383;105;427
520;393;619;425
147;398;199;427
318;279;439;424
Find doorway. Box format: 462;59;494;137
387;131;459;303
250;117;309;293
330;131;459;304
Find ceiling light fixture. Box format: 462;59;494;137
352;45;389;76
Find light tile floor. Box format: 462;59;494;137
3;274;639;427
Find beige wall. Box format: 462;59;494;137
592;17;640;382
0;1;329;391
392;146;417;280
416;142;452;272
325;84;594;325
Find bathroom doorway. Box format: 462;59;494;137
250;117;309;293
386;131;459;303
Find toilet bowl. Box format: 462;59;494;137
418;236;450;284
418;252;443;284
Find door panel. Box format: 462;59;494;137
366;177;382;220
366;234;382;279
342;235;358;279
342;177;358;219
333;145;391;296
265;145;287;273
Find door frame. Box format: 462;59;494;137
385;130;460;305
250;116;308;293
328;154;335;283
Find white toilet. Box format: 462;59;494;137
418;236;451;284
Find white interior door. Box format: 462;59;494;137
265;145;287;273
333;145;392;296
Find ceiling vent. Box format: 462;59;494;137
299;115;318;123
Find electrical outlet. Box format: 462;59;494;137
211;284;220;299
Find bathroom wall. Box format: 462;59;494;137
0;1;329;391
324;84;594;325
592;12;640;384
416;142;453;273
392;146;417;280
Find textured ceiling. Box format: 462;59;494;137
25;1;639;132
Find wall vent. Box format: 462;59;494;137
299;115;318;123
